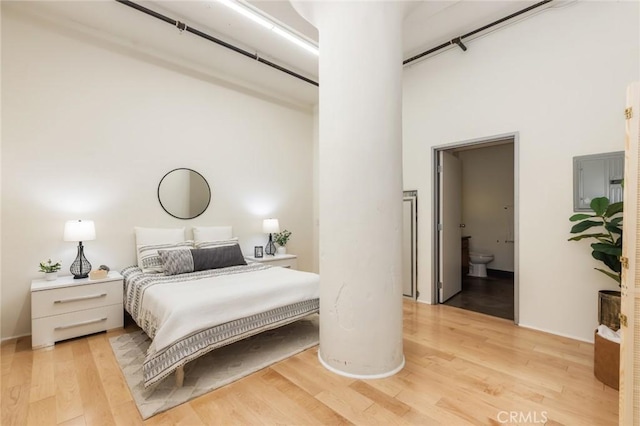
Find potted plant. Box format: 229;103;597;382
39;259;62;281
568;196;623;329
273;230;292;255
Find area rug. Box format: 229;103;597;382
109;315;319;419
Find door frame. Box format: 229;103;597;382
403;190;418;300
432;132;520;324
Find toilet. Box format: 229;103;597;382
468;252;494;278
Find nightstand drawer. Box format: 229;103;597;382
266;258;298;269
32;280;122;319
31;304;123;349
244;254;298;269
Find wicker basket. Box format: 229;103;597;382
594;330;620;389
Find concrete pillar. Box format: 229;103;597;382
293;1;405;378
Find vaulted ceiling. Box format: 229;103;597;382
8;1;560;109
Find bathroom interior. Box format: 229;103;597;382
443;140;515;320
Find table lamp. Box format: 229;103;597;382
64;220;96;279
262;218;280;256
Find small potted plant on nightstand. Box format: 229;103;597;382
39;259;62;281
273;230;292;255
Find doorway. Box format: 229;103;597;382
433;133;519;323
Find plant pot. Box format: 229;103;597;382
598;290;621;330
276;246;287;255
45;272;58;281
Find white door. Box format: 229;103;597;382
439;151;462;302
619;82;639;425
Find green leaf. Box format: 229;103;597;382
569;213;594;221
592;250;621;273
610;217;623;226
605;202;623;217
591;243;622;256
605;223;622;234
567;233;608;241
570;220;602;234
595;268;621;284
590;197;610;216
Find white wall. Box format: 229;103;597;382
1;8;314;339
403;1;639;342
459;143;514;272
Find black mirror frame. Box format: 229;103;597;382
157;168;211;220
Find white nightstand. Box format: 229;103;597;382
31;271;124;349
245;254;298;269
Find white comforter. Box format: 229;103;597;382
142;266;320;354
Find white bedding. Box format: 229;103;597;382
139;266;320;355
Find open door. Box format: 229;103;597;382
438;151;462;302
619;82;639;425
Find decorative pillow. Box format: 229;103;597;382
194;237;239;249
137;241;193;274
157;248;194;276
134;227;186;268
192;226;233;243
159;244;247;275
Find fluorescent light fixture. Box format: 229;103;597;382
272;27;318;56
217;0;273;30
217;0;319;56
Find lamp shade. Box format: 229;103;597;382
262;218;280;234
63;220;96;242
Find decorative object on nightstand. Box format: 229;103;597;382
262;218;280;256
254;246;264;258
64;219;96;279
39;259;62;281
89;265;110;280
273;229;292;255
31;271;124;349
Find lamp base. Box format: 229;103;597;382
265;234;276;256
70;242;92;279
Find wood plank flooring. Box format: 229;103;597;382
1;301;618;425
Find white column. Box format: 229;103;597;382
293;1;405;378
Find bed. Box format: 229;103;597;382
123;226;320;388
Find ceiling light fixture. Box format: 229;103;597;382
217;0;319;56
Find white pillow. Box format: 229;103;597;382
134;227;186;268
194;237;239;249
192;226;233;243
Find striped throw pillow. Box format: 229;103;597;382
137;241;194;273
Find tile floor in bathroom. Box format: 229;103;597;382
443;271;515;320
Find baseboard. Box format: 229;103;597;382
487;269;515;279
1;332;31;344
518;323;594;344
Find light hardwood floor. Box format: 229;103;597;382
1;301;618;425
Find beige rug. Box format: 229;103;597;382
109;315;319;419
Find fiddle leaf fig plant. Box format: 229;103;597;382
568;196;623;285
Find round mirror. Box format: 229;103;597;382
158;168;211;220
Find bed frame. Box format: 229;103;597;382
171;305;318;387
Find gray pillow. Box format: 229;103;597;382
159;244;247;275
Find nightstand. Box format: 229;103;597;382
245;254;298;269
31;271;124;349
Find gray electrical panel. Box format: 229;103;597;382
573;151;624;211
